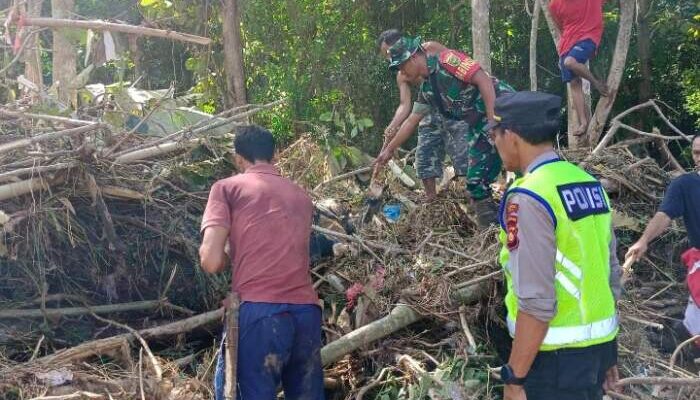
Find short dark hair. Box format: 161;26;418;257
377;29;402;48
502;120;560;146
693;134;700;145
234;125;275;163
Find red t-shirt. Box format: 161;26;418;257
201;163;319;305
549;0;605;56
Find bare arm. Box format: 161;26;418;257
384;74;413;140
385;113;422;154
470;69;497;121
373;112;424;174
625;212;672;262
199;226;229;274
504;311;549;399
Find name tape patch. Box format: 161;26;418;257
556;182;609;221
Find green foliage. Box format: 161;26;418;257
6;0;696;154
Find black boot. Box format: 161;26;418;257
473;198;498;229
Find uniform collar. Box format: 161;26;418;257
427;54;439;74
244;163;280;176
525;150;560;174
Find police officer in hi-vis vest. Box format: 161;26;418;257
487;92;622;400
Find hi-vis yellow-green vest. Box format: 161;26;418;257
498;159;618;351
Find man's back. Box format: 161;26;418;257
550;0;605;55
202;163;318;304
660;172;700;248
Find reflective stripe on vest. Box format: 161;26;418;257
507;315;619;346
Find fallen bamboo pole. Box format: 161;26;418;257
0;300;164;319
113;99;285;157
114;138;201;164
0;162;76;183
0;123;102;155
22;308;225;369
0;108;94;126
0;177;49;201
320;283;486;366
21;17;212;46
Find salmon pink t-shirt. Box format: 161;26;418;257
550;0;606;56
201;163;319;305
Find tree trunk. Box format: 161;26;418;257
222;0;247;107
51;0;77;106
529;0;541;91
23;0;43;94
537;0;591;148
636;0;652;103
471;0;491;74
586;0;635;144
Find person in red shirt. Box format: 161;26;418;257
549;0;610;136
199;125;324;400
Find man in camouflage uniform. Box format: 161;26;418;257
374;35;514;226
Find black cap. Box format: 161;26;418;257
485;91;562;134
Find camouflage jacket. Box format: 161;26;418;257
412;49;487;121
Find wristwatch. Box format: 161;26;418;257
500;364;527;385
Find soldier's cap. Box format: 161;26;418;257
387;36;422;71
485;91;562;135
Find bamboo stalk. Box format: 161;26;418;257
0;123;102;155
0;108;93;126
22;17;212;46
0;300;164;319
114;138;201;164
0;177;49;201
320;283;485;366
0;162;75;182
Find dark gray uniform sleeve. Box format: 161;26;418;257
505;194;557;322
609;228;622;301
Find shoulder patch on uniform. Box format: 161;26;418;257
556;182;609;221
439;50;481;82
505;202;519;250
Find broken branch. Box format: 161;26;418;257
21;17;212;46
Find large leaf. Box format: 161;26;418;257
319;111;333;122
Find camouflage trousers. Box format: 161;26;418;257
415;112;502;201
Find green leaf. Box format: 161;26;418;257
350;127;358;138
359;118;374;128
347;112;356;125
140;0;159;6
319;112;333;122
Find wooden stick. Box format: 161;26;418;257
320;284;485;366
0;108;93;126
313;166;372;192
617;376;700;387
28;392;104;400
312;225;408;254
22;17;212;46
456;270;502;288
0;177;49;201
90;312;162;382
20;308;225;369
113;99;285;157
113;138;201;164
0;123;102;155
0;162;75;182
670;335;700;369
0;299;164;319
224;293;240;400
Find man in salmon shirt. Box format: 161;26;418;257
199;125;324;400
549;0;610;137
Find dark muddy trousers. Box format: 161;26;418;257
214;302;325;400
524;339;618;400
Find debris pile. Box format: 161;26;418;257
0;95;698;399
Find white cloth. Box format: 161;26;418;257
683;296;700;336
